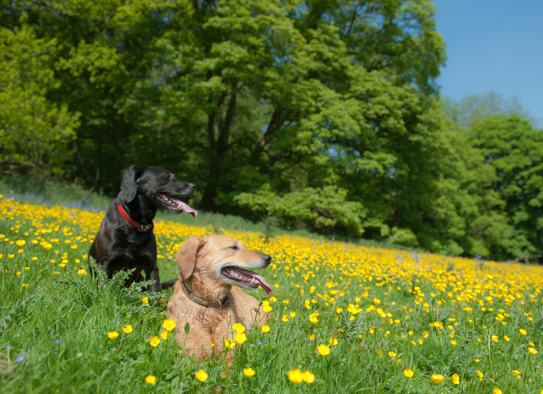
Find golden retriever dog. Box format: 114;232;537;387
166;235;272;361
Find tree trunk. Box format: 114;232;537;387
200;86;237;210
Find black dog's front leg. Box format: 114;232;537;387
146;266;161;292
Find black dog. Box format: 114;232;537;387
89;166;198;292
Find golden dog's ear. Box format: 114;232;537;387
176;236;204;280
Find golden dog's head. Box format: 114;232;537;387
175;235;273;301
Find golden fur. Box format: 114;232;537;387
167;235;271;361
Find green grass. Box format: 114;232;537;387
2;179;542;393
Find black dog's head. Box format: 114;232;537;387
120;166;198;216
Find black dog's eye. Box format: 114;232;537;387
229;245;239;250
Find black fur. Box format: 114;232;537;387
89;166;196;291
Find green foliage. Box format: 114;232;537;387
385;227;419;248
444;91;536;129
236;184;366;236
468;115;543;260
0;25;79;175
1;0;540;261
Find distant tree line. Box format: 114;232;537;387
1;0;541;261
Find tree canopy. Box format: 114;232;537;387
1;0;540;262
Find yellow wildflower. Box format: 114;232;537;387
195;370;208;382
234;332;247;344
107;331;119;340
430;374;444;384
243;368;255;377
317;345;330;356
288;369;304;384
162;319;176;331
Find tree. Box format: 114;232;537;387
2;0;177;192
444;91;535;129
158;0;446;232
0;25;79;175
4;0;473;255
468;115;543;260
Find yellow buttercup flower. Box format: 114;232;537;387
243;368;255;377
452;374;459;384
232;323;245;333
288;369;304;384
261;325;270;333
149;336;160;347
519;328;527;336
317;344;330;356
145;375;156;384
403;369;414;378
160;331;169;340
302;371;315;383
162;319;176;331
288;369;314;384
224;339;236;349
234;332;247;344
122;325;133;333
107;331;119;340
195;370;208;382
529;347;538;354
430;374;444;384
492;388;502;394
142;296;149;304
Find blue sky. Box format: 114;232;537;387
434;1;543;126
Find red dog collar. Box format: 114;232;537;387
117;204;153;232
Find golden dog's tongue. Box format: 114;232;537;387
253;272;273;297
176;200;198;217
232;267;273;297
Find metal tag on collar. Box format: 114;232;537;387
139;224;153;232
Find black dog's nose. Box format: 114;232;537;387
262;254;272;265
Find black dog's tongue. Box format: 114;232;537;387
176;200;198;217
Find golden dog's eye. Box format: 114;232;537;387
229;245;239;250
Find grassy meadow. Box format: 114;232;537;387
1;192;543;393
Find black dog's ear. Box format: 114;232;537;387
176;236;206;280
120;166;139;203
